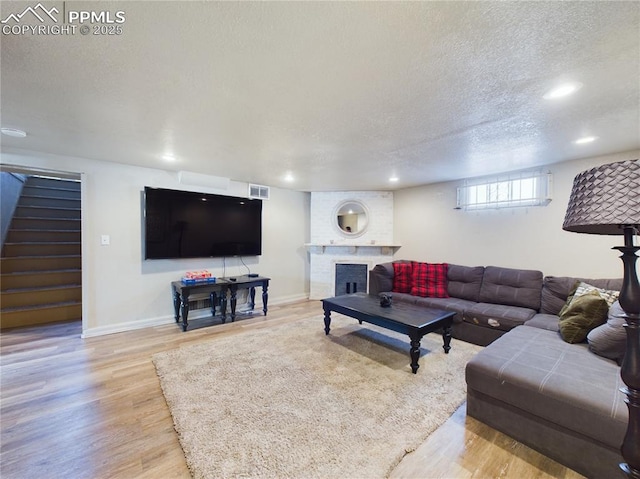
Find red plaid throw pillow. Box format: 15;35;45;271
392;262;413;293
411;262;449;298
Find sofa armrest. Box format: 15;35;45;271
368;262;395;295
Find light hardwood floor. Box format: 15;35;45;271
1;300;584;479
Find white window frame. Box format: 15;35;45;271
456;169;552;210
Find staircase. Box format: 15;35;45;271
1;176;82;329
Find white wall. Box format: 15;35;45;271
394;150;640;279
1;149;310;336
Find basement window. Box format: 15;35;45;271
456;169;552;210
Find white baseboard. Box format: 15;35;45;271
81;293;310;338
268;293;309;306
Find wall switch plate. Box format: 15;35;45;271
101;235;110;245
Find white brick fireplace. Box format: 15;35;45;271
307;191;400;300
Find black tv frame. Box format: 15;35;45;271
143;187;262;260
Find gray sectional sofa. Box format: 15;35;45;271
369;261;626;479
369;261;546;346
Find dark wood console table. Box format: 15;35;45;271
171;275;270;331
224;276;270;322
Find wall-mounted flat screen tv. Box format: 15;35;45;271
144;187;262;259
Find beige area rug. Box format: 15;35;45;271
153;314;483;479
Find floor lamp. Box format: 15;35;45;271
562;159;639;478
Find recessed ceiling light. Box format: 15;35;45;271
1;127;27;138
574;136;597;144
284;172;294;182
389;176;399;183
543;82;583;100
162;154;176;162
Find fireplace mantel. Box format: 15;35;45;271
305;243;401;255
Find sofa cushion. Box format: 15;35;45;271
388;292;418;305
447;264;485;302
540;276;623;315
587;301;627;364
463;302;537;332
410;262;449;298
465;325;627;450
413;296;477;324
478;266;543;310
392;262;413;294
525;314;560;332
558;291;609;343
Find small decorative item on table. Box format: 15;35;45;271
182;270;216;284
379;292;392;307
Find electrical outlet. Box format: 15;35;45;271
101;235;110;246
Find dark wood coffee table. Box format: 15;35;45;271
322;293;455;374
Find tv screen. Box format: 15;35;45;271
144;187;262;259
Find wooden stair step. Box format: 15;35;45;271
3;241;81;245
2;242;81;257
2;283;82;293
25;176;80;190
14;205;81;219
1;255;81;273
18;195;81;208
22;185;81;200
1;299;81;312
1;270;81;290
5;230;81;242
10;217;80;230
1;284;81;308
0;302;81;329
0;269;82;291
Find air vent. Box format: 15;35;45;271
249;184;270;200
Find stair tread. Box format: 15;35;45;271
8;228;80;233
3;242;81;245
2;254;81;260
1;300;81;313
17;205;81;211
1;269;81;276
21;194;79;199
1;254;81;260
24;184;80;192
2;283;81;293
12;217;80;221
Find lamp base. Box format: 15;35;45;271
620;311;640;479
615;227;640;478
620;462;640;479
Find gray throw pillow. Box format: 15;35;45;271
558;291;609;344
587;301;627;364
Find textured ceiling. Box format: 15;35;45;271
1;1;639;191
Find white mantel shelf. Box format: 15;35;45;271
305;243;401;255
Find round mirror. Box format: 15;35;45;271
334;200;368;237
